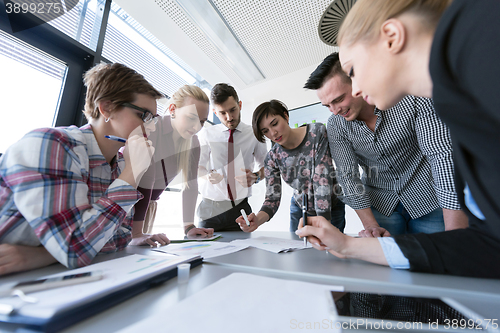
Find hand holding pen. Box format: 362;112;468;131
236;210;261;232
240;209;251;227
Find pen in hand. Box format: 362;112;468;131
240;209;251;226
302;193;308;247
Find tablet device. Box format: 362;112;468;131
326;291;494;332
169;234;222;243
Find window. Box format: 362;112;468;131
0;0;211;233
102;3;202;102
0;30;67;152
15;0;107;51
99;3;212;232
288;102;330;128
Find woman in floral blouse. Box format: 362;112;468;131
236;99;345;232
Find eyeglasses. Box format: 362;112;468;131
122;102;159;124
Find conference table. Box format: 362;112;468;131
0;231;499;332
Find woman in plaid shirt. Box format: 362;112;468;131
0;63;162;274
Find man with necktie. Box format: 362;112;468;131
197;83;267;231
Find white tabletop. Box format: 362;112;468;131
0;231;498;332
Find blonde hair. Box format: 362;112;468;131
169;85;209;188
170;85;209;107
338;0;452;47
83;63;162;120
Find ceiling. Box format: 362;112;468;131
115;0;339;90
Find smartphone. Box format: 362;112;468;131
3;271;104;296
326;291;493;332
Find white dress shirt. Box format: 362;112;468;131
198;122;267;201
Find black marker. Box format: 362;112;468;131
302;193;308;247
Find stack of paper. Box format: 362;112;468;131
153;236;312;258
154;241;249;258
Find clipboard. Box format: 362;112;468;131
0;254;202;333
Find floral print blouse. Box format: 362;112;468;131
260;123;338;220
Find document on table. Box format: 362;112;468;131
153;241;249;258
117;273;343;333
230;236;313;253
0;254;198;321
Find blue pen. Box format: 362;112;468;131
105;135;127;143
302;192;308;247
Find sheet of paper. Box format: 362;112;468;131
154;241;249;258
118;273;343;333
230;236;312;253
0;254;197;319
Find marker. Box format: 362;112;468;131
105;135;126;143
302;193;308;247
240;209;250;226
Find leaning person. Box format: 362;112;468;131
0;63;161;274
131;85;214;246
297;0;500;278
236;100;345;232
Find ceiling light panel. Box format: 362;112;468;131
212;0;337;80
174;0;265;85
154;0;339;88
155;0;247;87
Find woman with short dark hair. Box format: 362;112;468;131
236;99;345;232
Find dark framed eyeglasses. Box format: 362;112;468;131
122;102;158;124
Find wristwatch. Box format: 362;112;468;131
184;224;196;235
253;172;261;184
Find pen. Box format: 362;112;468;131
302;193;308;247
105;135;127;143
240;209;251;226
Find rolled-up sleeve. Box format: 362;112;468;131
327;116;371;210
414;98;461;210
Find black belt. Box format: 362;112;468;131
203;197;247;208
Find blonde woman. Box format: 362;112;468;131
297;0;500;278
131;85;214;246
0;63;160;274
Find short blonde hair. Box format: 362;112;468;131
83;63;163;120
338;0;452;47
